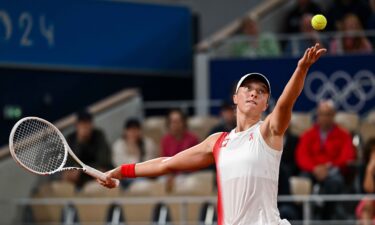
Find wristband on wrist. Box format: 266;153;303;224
121;163;136;178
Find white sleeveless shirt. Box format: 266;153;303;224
213;121;290;225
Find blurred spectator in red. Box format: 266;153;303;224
160;108;199;192
330;13;373;54
356;138;375;225
161;108;199;157
326;0;371;31
296;100;356;219
62;111;112;188
208;102;236;135
229;17;281;58
285;13;327;56
284;0;322;33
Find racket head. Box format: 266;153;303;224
9;117;68;175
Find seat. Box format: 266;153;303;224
143;116;167;151
359;122;375;161
290;112;312;136
32;181;76;223
172;171;214;196
169;171;215;224
126;179;166;196
289;176;312;196
122;180;163;224
123;203;153;224
188;116;220;140
334;111;360;134
366;110;375;124
76;180;120;225
360;122;375;144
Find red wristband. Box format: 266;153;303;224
121;164;136;178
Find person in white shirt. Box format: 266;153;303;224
99;44;326;225
111;118;157;167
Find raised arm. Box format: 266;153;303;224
264;44;326;138
98;133;221;188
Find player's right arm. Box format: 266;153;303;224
98;132;222;188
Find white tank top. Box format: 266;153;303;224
213;121;290;225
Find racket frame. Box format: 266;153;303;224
9;116;117;185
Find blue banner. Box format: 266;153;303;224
0;0;192;74
210;54;375;114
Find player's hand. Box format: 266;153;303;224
298;43;327;69
97;167;122;189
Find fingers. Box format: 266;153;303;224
314;49;326;60
309;43;326;60
307;47;314;59
96;175;117;189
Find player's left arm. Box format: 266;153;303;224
262;44;326;148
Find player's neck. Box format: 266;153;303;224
235;113;261;132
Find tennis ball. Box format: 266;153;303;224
311;14;327;31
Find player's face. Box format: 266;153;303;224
233;79;269;115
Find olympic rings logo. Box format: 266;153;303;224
304;70;375;112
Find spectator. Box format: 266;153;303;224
356;138;375;225
62;111;112;188
161;108;199;157
160;108;199;192
330;13;373;54
326;0;371;31
229;17;281;58
285;13;328;56
284;0;322;34
111;118;158;188
295;100;356;219
112;118;157;167
208;102;236;135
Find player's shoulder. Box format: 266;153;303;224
206;132;229;144
208;131;227;139
204;132;228;153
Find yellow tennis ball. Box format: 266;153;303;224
311;14;327;31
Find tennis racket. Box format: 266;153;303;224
9;116;119;187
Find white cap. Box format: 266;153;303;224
235;73;271;95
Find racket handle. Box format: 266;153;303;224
84;165;120;188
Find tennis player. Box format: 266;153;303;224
98;43;326;225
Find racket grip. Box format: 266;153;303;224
84;165;120;188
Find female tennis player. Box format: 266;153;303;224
99;43;326;225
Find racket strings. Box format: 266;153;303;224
12;119;66;173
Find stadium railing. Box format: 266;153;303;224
6;194;375;225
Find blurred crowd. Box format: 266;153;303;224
219;0;375;58
28;0;375;223
33;96;373;223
